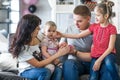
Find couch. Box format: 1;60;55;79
0;33;120;80
80;34;120;80
0;32;28;80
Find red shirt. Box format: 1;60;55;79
89;23;117;58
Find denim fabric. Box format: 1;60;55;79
51;66;62;80
89;58;99;80
20;68;51;80
89;53;120;80
63;59;90;80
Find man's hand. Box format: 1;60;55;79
53;31;63;39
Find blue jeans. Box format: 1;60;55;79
63;59;90;80
90;53;120;80
20;68;51;80
51;66;62;80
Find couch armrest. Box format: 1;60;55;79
115;34;120;65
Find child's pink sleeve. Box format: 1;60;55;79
110;25;117;35
88;24;96;33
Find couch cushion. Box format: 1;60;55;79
80;74;89;80
0;53;17;71
0;33;8;53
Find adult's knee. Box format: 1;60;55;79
63;59;76;68
89;76;98;80
44;68;52;76
63;59;81;80
55;66;62;74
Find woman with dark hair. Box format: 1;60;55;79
9;14;70;80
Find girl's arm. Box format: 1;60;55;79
41;46;51;58
27;45;70;67
62;29;91;39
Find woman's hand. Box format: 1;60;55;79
57;45;70;57
53;59;60;65
59;42;68;48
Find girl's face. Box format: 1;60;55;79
73;14;90;30
94;7;106;24
44;26;56;39
32;26;40;38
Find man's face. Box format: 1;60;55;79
73;14;90;30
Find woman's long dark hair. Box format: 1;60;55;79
9;14;41;58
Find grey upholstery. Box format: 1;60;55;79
0;72;28;80
115;34;120;65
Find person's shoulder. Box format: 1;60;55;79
89;23;99;29
108;24;117;31
65;24;78;33
90;23;98;26
106;24;116;30
108;23;116;27
41;36;49;42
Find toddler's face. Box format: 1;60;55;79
44;26;56;39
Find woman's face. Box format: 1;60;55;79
32;26;40;38
73;14;90;30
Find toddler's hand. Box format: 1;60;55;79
68;45;74;49
57;45;70;56
68;45;75;53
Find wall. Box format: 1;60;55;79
19;0;120;33
20;0;52;29
20;0;73;33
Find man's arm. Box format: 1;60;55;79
76;51;91;62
